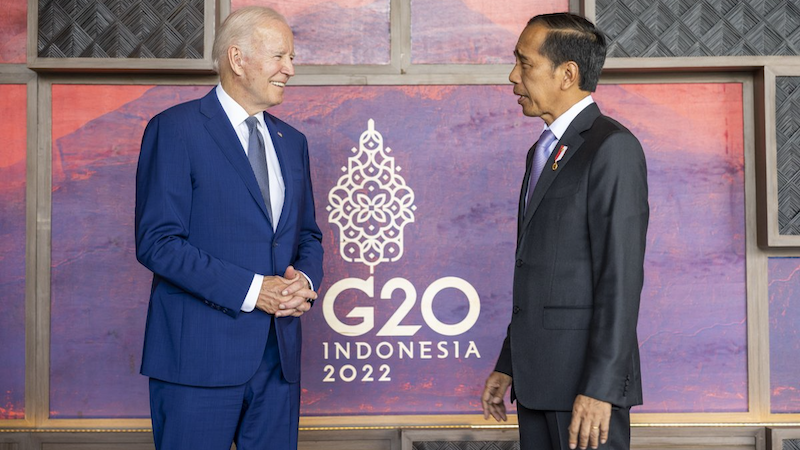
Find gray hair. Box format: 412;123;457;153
212;6;288;73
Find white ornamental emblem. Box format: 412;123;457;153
327;119;416;274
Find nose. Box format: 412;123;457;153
283;57;295;77
509;63;520;84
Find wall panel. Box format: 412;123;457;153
597;0;800;58
0;0;26;64
233;0;391;65
48;84;209;418
411;0;566;64
0;84;27;420
768;256;800;414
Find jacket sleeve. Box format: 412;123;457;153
289;135;324;292
494;325;513;376
135;113;254;317
579;130;649;406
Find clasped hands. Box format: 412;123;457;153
481;371;612;450
255;265;317;318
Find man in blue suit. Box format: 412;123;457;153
135;6;323;449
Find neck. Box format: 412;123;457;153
544;91;591;126
220;77;261;116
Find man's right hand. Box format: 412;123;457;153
481;371;513;422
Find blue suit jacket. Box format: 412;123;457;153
135;88;323;387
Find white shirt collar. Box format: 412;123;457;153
544;94;595;140
215;83;266;131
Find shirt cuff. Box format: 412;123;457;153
242;274;263;312
299;271;314;291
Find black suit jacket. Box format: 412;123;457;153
494;103;649;411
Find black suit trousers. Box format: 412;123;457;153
517;402;631;450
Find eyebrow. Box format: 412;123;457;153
514;49;529;62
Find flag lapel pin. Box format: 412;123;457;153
552;145;568;170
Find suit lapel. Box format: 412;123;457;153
518;104;601;242
264;112;293;234
200;90;271;222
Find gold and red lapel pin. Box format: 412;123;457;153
552;145;568;170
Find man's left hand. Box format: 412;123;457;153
568;394;611;450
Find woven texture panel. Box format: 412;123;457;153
413;442;519;450
784;439;800;450
776;77;800;235
597;0;800;57
38;0;204;58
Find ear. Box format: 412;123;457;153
560;61;580;91
227;45;245;76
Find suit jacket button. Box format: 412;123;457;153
515;259;523;267
513;305;520;314
273;242;279;248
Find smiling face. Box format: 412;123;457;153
509;23;566;125
228;19;295;115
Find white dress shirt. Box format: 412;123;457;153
541;94;595;152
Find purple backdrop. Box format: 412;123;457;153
48;83;747;418
769;256;800;413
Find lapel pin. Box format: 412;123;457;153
277;131;283;138
552;145;568;170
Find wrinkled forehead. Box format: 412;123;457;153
250;20;294;50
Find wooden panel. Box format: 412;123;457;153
402;427;765;450
27;0;216;72
300;429;399;450
42;445;153;450
33;432;154;450
769;427;800;450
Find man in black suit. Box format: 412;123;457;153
481;13;649;450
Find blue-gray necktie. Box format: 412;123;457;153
526;128;557;209
245;116;273;225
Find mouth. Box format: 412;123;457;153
270;81;286;88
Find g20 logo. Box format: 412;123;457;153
322;276;480;337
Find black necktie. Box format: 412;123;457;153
245;116;273;225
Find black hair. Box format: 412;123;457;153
527;13;607;92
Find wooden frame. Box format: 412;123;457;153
10;70;788;432
26;0;217;73
755;65;800;248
